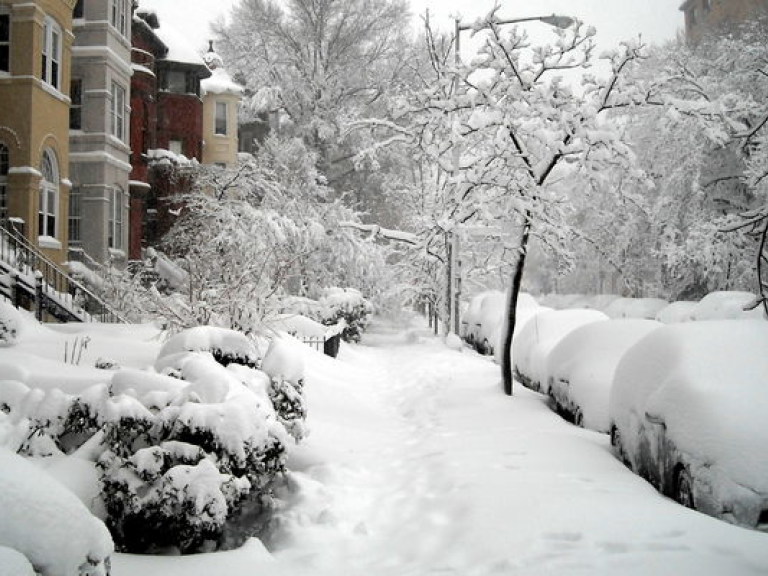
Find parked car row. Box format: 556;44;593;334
463;290;768;531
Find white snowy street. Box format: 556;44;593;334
114;317;768;576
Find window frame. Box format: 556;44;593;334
110;0;128;37
0;10;10;74
110;81;126;141
68;187;81;245
70;78;83;130
39;149;59;238
215;101;228;136
108;187;124;250
41;16;62;90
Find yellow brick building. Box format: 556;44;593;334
0;0;76;265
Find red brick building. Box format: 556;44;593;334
128;5;209;259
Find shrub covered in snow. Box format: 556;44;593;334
0;301;25;346
319;287;372;343
157;326;262;368
0;446;113;576
0;323;307;554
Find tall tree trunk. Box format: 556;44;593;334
501;212;532;396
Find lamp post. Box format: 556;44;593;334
446;12;574;335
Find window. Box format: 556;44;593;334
108;188;123;250
68;188;81;245
110;0;127;36
160;69;200;95
74;0;84;19
70;78;82;130
703;0;711;12
0;143;8;221
169;139;183;155
689;7;698;25
215;101;228;135
41;17;62;90
111;81;126;141
39;149;58;237
0;12;9;73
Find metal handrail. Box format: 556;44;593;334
0;224;127;323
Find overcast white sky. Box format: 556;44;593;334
138;0;684;56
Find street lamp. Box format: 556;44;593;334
446;12;575;335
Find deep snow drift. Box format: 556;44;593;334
2;313;767;575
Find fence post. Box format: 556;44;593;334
34;272;43;321
10;273;19;308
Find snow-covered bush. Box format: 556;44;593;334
157;326;263;369
0;301;22;346
260;337;307;442
319;287;372;343
0;447;113;576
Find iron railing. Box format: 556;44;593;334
0;225;126;323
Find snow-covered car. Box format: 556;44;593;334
608;321;768;530
655;300;697;323
0;447;113;576
513;309;608;394
546;319;660;432
691;291;765;321
604;297;669;320
461;290;502;350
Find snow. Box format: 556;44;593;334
138;2;206;66
609;320;768;527
0;447;113;576
269;313;327;338
692;291;765;321
157;326;259;363
547;319;661;432
261;337;305;386
604;297;669;319
201;68;243;97
513;308;609;393
0;546;35;576
3;311;768;575
656;300;698;323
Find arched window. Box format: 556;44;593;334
0;143;8;220
39;149;58;237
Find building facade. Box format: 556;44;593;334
201;45;242;168
680;0;768;41
128;6;210;259
0;0;77;265
69;0;132;265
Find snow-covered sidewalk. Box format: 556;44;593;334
115;317;768;576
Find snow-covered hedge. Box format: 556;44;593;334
0;321;308;554
319;287;372;343
0;446;113;576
